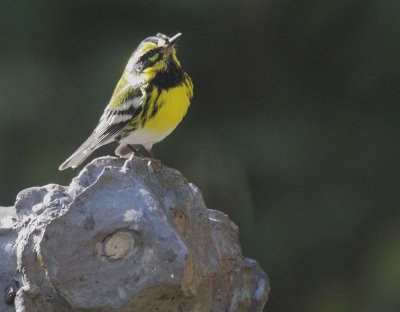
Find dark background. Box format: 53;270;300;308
1;1;399;311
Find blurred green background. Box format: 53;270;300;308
1;1;399;311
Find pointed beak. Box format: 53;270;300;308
163;33;182;58
166;33;182;48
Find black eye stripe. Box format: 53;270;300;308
139;48;162;63
134;48;163;73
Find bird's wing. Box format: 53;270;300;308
58;81;143;170
91;84;143;148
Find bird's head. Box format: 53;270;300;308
126;33;182;78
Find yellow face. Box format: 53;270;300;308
126;33;181;79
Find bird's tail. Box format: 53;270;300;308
59;136;96;170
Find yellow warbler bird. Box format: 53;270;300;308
59;32;193;170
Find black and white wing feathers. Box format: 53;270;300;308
59;85;143;170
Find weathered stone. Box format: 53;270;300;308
0;156;270;311
0;205;19;312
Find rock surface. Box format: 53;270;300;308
0;156;270;311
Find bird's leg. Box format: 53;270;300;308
127;144;140;153
142;143;155;158
147;149;156;159
142;144;162;166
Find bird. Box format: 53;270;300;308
59;33;193;170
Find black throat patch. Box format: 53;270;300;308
152;60;185;90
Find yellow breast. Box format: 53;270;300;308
144;82;192;133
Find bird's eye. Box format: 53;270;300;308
149;53;159;62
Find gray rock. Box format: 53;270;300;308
0;156;270;311
0;205;18;312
